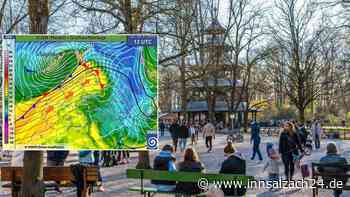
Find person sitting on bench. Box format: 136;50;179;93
151;144;177;192
220;142;246;196
176;147;205;195
319;142;348;197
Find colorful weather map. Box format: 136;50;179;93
2;35;158;150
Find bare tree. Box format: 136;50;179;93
20;1;49;196
266;0;343;122
0;0;27;34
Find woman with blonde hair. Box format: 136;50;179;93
176;147;205;196
279;121;303;181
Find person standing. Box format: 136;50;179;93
250;121;263;161
47;151;69;193
311;120;322;149
169;120;180;152
93;151;105;191
189;123;196;145
202;121;216;153
279;122;303;181
117;151;130;164
263;144;282;187
160;120;165;137
178;121;189;152
298;123;308;146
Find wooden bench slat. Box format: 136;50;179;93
0;166;98;182
127;169;253;183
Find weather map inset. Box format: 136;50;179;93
2;35;158;150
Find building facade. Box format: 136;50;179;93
170;17;258;127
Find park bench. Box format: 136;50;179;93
126;168;255;197
0;166;98;197
322;127;350;140
260;127;280;137
311;163;350;197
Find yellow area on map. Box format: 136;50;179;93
14;61;110;149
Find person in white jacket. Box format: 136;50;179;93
311;120;322;149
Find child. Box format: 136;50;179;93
300;152;311;178
263;144;281;182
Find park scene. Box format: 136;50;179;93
1;0;350;197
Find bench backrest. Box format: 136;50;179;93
312;163;350;190
127;169;253;184
0;166;98;182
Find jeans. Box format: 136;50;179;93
268;173;279;181
315;134;320;149
334;189;342;197
282;153;294;180
179;138;187;152
251;142;263;160
172;137;178;152
205;136;213;151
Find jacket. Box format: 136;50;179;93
264;158;282;175
319;153;348;186
178;125;189;138
250;122;261;144
219;153;246;196
152;151;176;185
202;123;215;137
279;131;302;155
169;123;180;138
176;161;205;194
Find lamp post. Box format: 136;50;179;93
230;113;235;131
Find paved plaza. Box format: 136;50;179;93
1;131;350;197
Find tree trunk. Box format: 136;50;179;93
298;107;305;124
207;92;215;123
20;152;45;197
243;110;249;133
121;1;152;170
20;1;49;196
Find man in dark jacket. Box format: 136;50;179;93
160;121;165;137
220;142;246;196
169;120;180;152
250;121;263;161
319;142;348;197
178;121;189;152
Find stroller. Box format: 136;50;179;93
226;131;244;143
